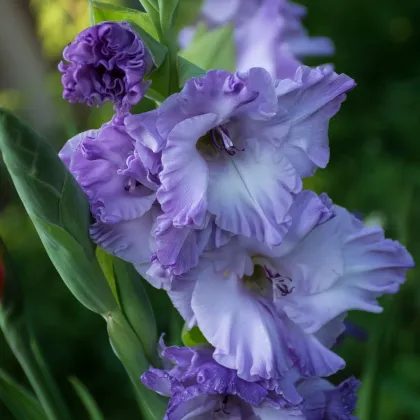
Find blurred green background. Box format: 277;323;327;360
0;0;419;418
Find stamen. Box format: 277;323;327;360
214;395;230;415
264;266;295;297
211;128;224;151
124;177;138;192
210;126;244;156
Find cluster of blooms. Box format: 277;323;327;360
180;0;334;79
59;5;414;419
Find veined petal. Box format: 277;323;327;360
299;377;360;420
155;214;213;275
207;140;301;245
125;110;164;153
157;70;260;137
279;316;345;378
141;367;172;397
279;66;356;176
60;119;156;224
191;266;291;381
236;0;282;79
167;275;197;327
278;205;413;335
157;114;217;227
90;209;155;265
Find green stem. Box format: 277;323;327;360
0;319;71;420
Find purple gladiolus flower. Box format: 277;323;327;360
125;66;355;275
180;0;334;79
167;191;413;382
59;22;153;112
142;341;305;419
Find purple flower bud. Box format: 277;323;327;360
59;22;153;112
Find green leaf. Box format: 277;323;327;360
96;247;121;308
130;96;158;114
0;240;71;420
158;0;180;36
69;377;104;420
0;109;117;315
129;21;168;69
112;258;158;364
180;24;236;72
0;369;47;420
138;1;163;41
107;310;167;420
175;0;204;34
181;324;208;347
90;1;158;39
145;88;166;104
95;250;158;364
178;56;206;87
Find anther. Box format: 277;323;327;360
214;395;230;415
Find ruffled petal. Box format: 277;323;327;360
274;190;334;256
278;205;413;335
299;377;360;420
279;66;356;176
166;393;221;420
59;129;97;167
89;210;155;264
279;316;345;378
60;120;156;224
236;0;282;79
141;368;172;397
157;114;217;227
253;404;305;420
207;140;301;245
167;275;197;327
191;266;291;381
125;110;165;154
155;215;214;276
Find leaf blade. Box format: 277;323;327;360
158;0;180;35
91;1;158;39
0;109;117;315
69;377;104;420
0;369;47;420
180;24;236;72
